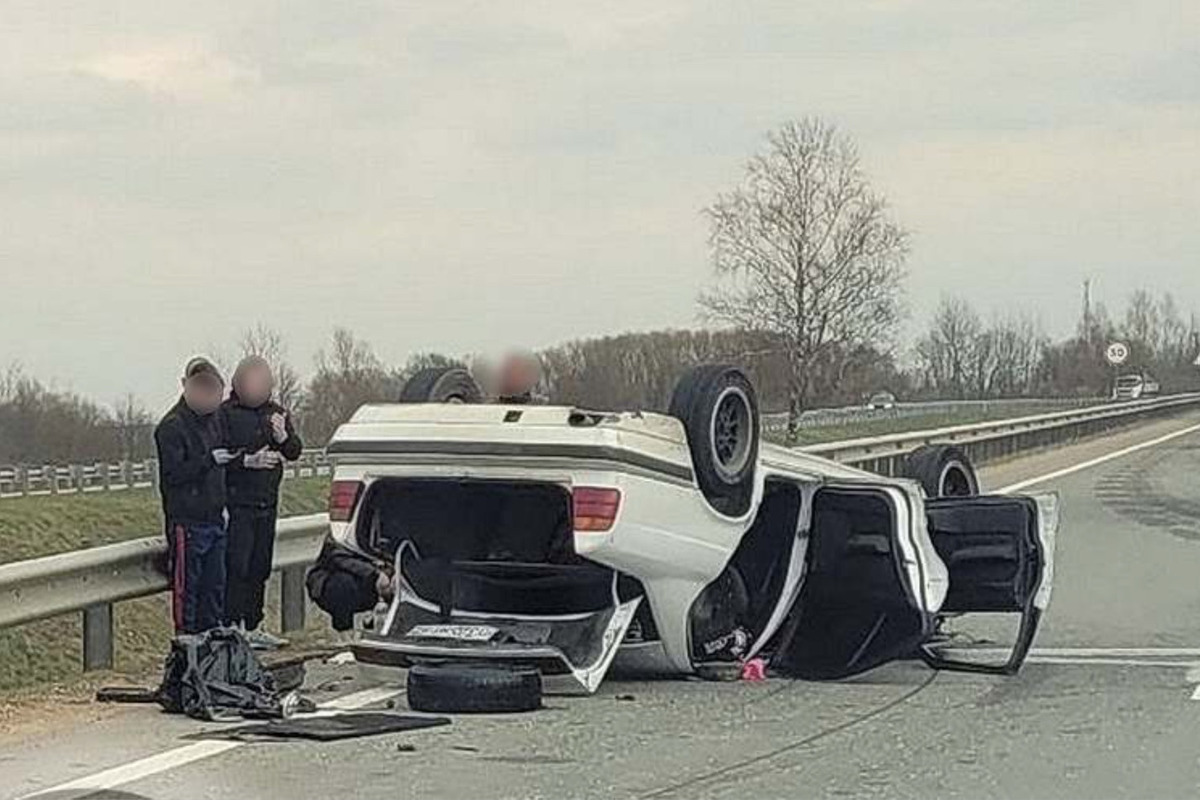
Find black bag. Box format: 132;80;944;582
156;627;282;721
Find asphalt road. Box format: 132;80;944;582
6;412;1200;800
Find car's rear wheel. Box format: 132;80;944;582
669;365;760;516
406;663;542;714
902;445;979;497
399;367;483;404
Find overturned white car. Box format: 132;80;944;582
325;365;1057;695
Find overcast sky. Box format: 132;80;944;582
2;1;1197;410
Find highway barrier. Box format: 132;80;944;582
0;393;1197;673
0;450;332;500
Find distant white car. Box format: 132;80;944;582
866;391;898;410
325;366;1057;697
1113;373;1160;401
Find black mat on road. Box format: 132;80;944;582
213;712;450;742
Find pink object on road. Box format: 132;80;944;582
741;658;767;682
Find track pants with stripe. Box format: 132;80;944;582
169;521;227;634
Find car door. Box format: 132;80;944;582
771;485;941;680
920;493;1058;674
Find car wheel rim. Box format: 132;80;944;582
709;386;753;482
939;461;975;496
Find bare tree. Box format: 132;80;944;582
701;118;908;442
112;393;153;460
915;296;982;398
238;324;303;410
300;328;400;443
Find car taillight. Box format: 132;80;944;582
328;480;364;522
573;487;621;532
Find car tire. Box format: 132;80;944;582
669;365;760;516
902;445;979;497
406;663;542;714
399;367;483;404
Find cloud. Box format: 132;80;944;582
77;41;258;98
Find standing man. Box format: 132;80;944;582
222;355;303;649
155;357;237;634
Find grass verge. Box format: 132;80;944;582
0;478;331;694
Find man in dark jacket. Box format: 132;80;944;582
222;355;303;649
155;356;237;634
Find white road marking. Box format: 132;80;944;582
995;422;1200;494
936;646;1200;699
19;684;405;800
937;646;1200;665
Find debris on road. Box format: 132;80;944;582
157;627;285;721
740;658;768;682
95;685;158;704
407;664;542;714
209;712;450;742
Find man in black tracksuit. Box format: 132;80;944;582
155;357;238;634
222;355;303;648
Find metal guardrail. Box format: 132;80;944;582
1;393;1198;674
802;393;1200;475
0;514;329;671
0;450;333;500
762;395;1101;433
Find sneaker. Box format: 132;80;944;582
245;628;289;650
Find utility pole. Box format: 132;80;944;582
1080;278;1093;343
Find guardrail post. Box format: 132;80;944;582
280;565;306;633
101;462;112;491
47;465;58;495
72;464;85;494
19;466;30;496
82;603;114;671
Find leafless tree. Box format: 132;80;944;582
112;393;153;460
701;118;908;442
238;324;303;410
915;297;1045;399
915;296;982;398
300;328;400;443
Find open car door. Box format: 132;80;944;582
920;493;1058;674
771;486;939;680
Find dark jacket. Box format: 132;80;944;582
222;394;303;509
155;398;228;526
305;538;381;606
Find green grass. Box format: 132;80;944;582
0;478;331;693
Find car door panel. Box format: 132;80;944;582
921;493;1058;674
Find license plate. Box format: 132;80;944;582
407;624;499;642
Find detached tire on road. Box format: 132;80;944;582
669;365;760;517
406;664;542;714
399;367;483;404
902;445;979;497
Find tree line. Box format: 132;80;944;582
4;285;1195;465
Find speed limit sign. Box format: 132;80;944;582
1106;341;1129;366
